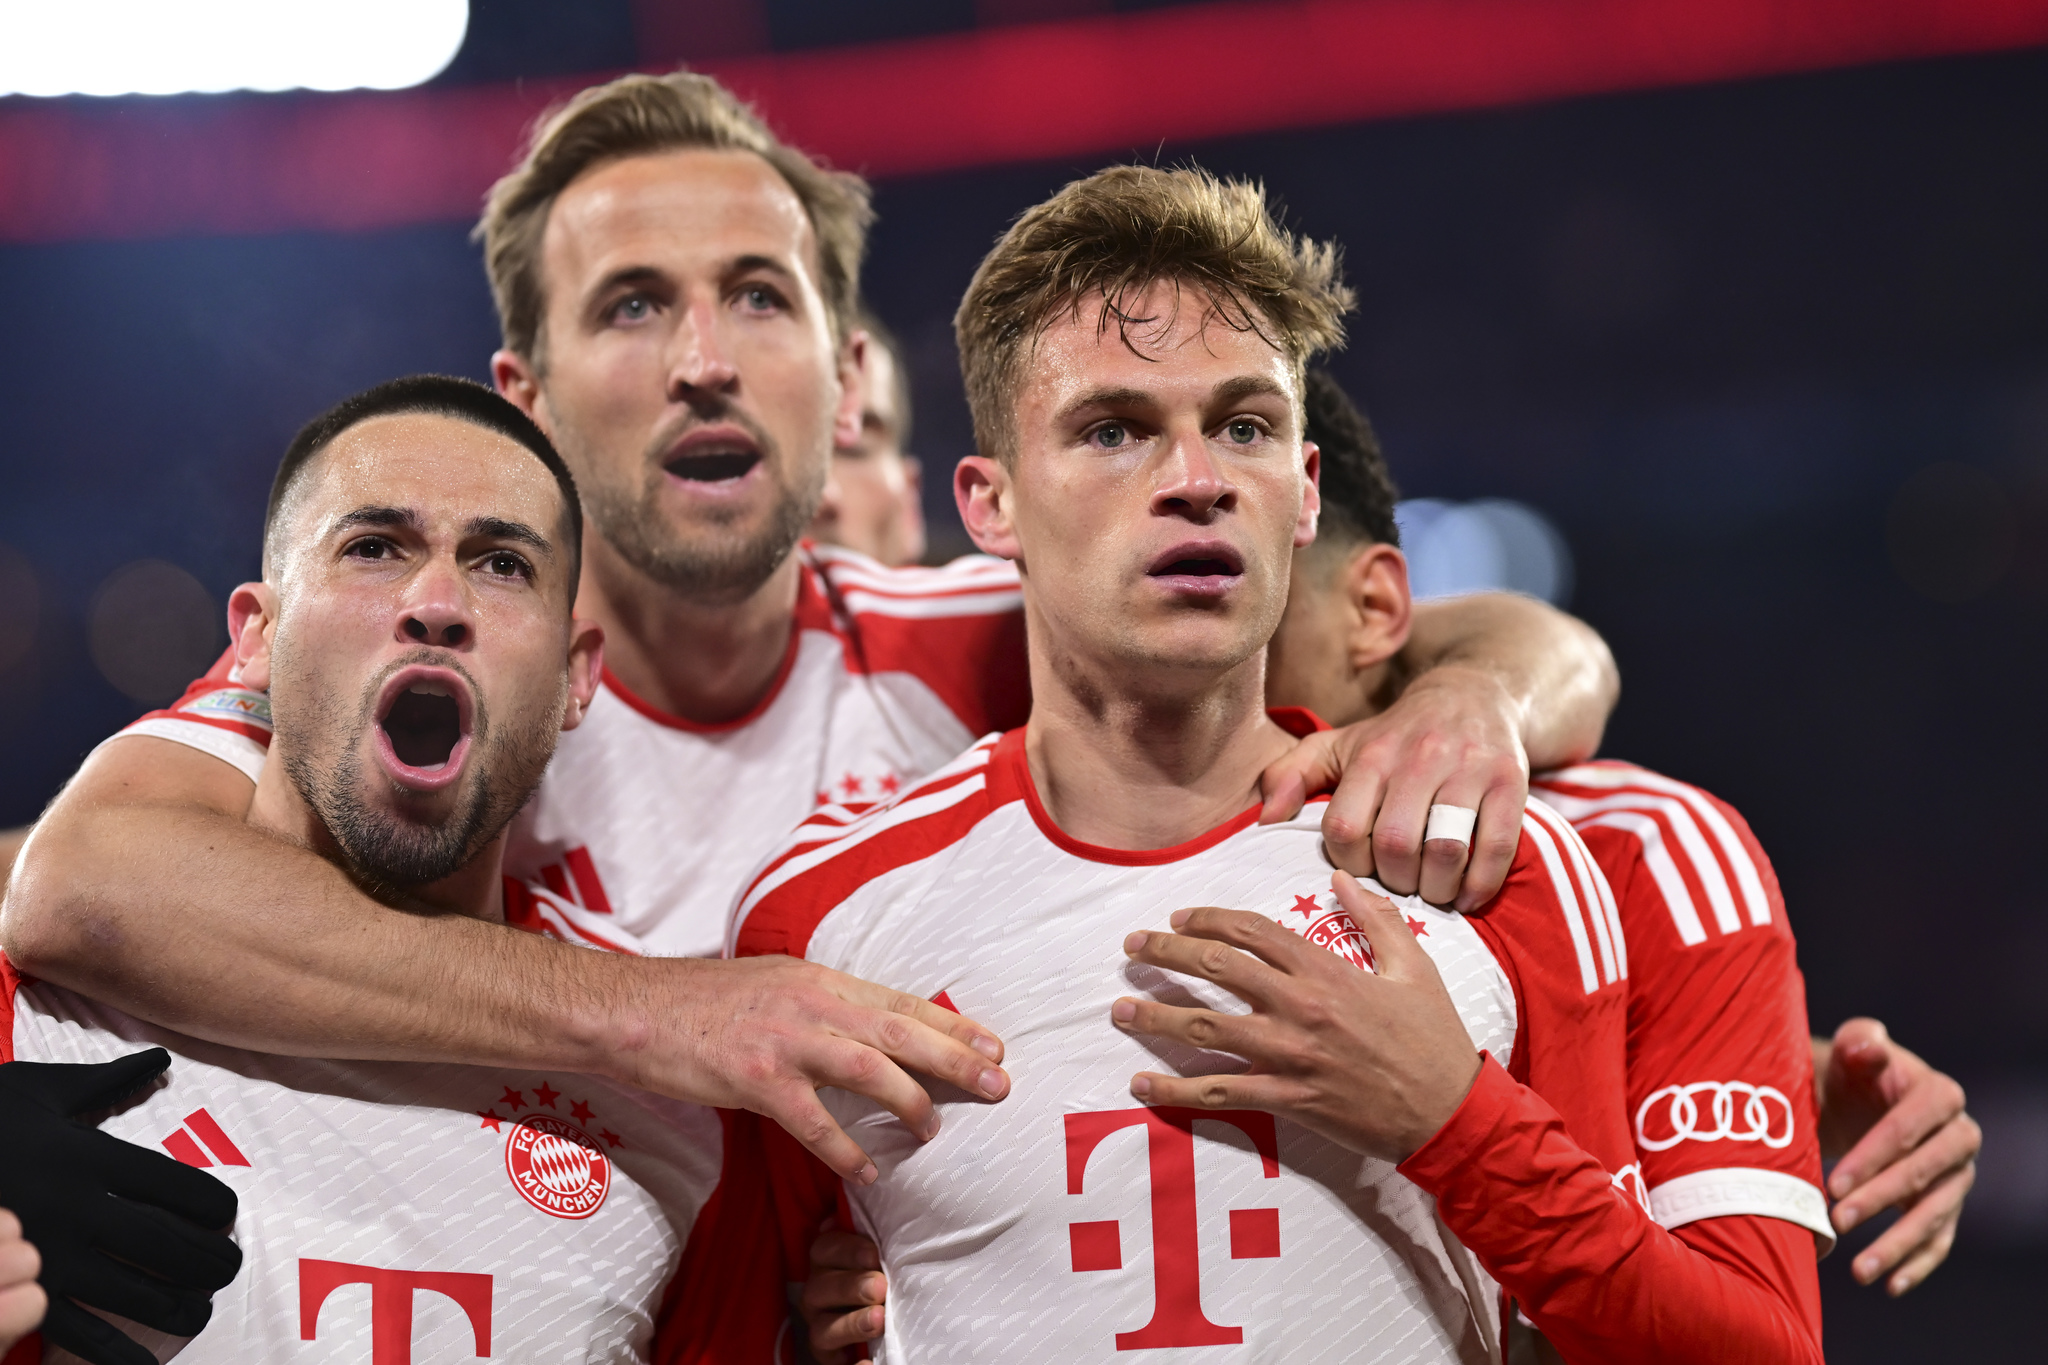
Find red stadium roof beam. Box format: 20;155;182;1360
2;0;2046;243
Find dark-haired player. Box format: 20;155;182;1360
5;378;753;1360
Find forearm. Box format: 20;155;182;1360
3;798;635;1074
1401;1059;1822;1365
1401;594;1617;770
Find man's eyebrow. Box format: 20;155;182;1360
728;253;799;282
1209;375;1293;408
584;264;670;310
466;516;554;557
1057;386;1158;422
332;506;421;535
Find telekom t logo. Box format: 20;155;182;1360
1064;1107;1281;1350
299;1259;492;1364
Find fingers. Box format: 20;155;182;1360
1329;873;1429;978
89;1131;240;1231
0;1048;172;1118
1121;913;1301;1006
1318;759;1386;881
1831;1070;1969;1202
39;1296;161;1365
1128;1068;1302;1111
1850;1162;1973;1294
830;978;1009;1096
1110;995;1270;1062
1834;1109;1981;1234
1453;776;1526;913
812;1302;885;1358
810;1226;883;1274
0;1277;44;1354
51;1246;215;1339
89;1197;242;1294
1414;786;1483;908
1259;732;1342;826
761;1085;881;1187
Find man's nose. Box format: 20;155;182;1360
668;299;740;399
397;565;473;649
1152;431;1236;519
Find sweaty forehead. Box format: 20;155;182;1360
1023;291;1296;411
283;413;563;547
541;148;819;300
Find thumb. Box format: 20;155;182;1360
1331;871;1423;976
0;1047;173;1117
1260;731;1340;824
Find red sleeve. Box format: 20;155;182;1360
1400;1059;1824;1365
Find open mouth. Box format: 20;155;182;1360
1147;542;1245;593
374;666;474;789
664;450;760;482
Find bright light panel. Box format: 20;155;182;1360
0;0;469;97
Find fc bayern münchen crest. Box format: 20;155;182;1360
505;1115;612;1219
1275;893;1376;972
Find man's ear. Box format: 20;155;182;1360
955;456;1020;561
1342;542;1414;671
833;330;869;450
492;349;547;430
227;582;280;692
1295;440;1323;549
561;617;606;732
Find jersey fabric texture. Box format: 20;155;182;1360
113;545;1028;961
729;719;1659;1364
1;886;775;1365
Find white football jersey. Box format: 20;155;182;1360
730;723;1634;1365
119;546;1028;961
2;892;740;1364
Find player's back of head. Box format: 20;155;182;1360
478;70;874;362
954;163;1353;465
1302;367;1400;552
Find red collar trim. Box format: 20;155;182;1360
989;708;1329;867
601;564;830;735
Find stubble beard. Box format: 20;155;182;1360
570;411;826;609
278;651;561;895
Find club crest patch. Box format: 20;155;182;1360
1276;893;1375;972
505;1114;612;1219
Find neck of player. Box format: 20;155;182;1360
1024;643;1296;853
245;758;508;922
575;532;801;725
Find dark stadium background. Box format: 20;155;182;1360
1;3;2043;1357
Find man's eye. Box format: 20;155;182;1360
1226;419;1261;444
1093;424;1128;449
484;552;531;579
613;295;652;322
344;538;392;560
740;285;780;313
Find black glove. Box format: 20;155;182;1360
0;1048;242;1365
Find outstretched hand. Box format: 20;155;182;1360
1259;668;1530;912
1818;1018;1978;1296
1113;872;1481;1163
640;955;1009;1184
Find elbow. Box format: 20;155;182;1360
0;819;116;981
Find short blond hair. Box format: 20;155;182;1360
477;70;874;363
955;165;1353;464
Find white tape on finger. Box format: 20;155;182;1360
1425;803;1478;846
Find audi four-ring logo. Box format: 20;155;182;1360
1635;1081;1795;1151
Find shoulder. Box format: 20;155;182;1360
805;546;1029;735
1474;795;1629;998
729;734;1010;960
1533;760;1783;947
108;647;271;781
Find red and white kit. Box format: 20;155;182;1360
730;718;1674;1364
120;545;1027;959
1;891;757;1365
1534;762;1830;1314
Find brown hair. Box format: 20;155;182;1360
954;164;1353;464
476;70;874;364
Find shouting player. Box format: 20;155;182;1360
731;165;1822;1363
4;70;1617;1186
5;377;768;1361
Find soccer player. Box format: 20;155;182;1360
4;71;1618;1187
807;310;926;567
732;165;1821;1363
5;376;769;1361
1270;367;1978;1297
